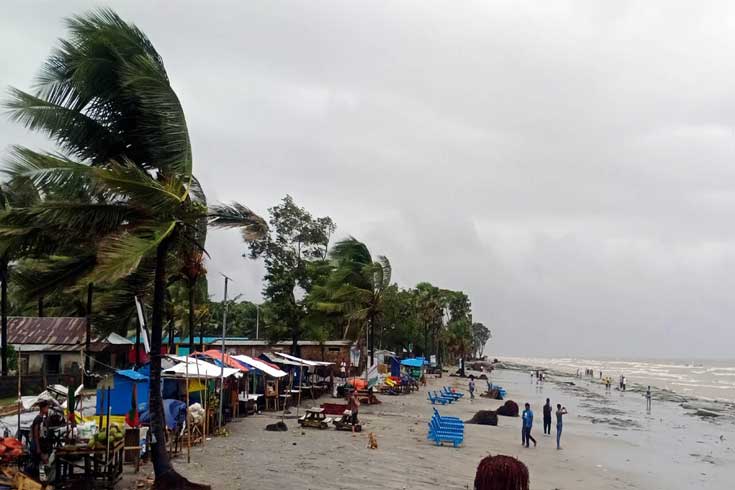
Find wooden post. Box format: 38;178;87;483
296;364;303;417
105;386;111;471
185;354;190;464
16;345;21;438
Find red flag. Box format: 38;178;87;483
125;383;140;427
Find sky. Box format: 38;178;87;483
3;1;735;359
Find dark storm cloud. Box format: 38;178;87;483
3;1;735;358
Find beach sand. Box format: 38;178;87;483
119;364;735;489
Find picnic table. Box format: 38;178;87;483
298;407;333;429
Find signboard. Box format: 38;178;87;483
430;355;437;366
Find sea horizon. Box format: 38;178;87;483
496;354;735;403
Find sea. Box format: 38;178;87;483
499;356;735;403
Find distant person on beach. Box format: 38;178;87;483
645;386;652;411
347;389;360;433
469;375;476;400
521;403;536;448
543;398;552;435
621;375;626;391
555;404;568;449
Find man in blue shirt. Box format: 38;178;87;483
521;403;537;448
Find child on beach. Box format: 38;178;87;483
645;386;652;411
521;403;536;448
542;398;552;435
469;375;476;400
555;404;568;449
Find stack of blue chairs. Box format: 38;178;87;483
486;382;507;398
441;386;464;399
427;408;464;447
427;387;465;405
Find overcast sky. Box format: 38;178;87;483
4;1;735;359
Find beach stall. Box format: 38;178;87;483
232;354;287;412
95;369;149;428
258;352;333;413
400;357;426;380
194;350;250;416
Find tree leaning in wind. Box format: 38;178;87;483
1;10;265;489
311;237;391;366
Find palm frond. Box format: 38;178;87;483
208;203;267;241
3;88;123;162
91;220;176;282
12;254;97;300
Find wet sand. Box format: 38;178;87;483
119;365;735;489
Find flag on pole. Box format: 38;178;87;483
67;384;76;423
125;383;140;427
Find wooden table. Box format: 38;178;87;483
54;440;124;489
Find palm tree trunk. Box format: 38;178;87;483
199;320;204;352
368;312;375;367
149;239;172;478
0;255;8;376
188;279;195;354
148;238;209;489
84;283;93;387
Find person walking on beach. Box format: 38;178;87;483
555;404;568;449
645;386;652;411
543;398;552;435
621;375;626;391
469;375;476;401
521;403;536;448
340;359;347;382
347;389;360;434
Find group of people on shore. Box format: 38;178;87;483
521;398;567;450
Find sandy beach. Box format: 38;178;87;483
119;365;735;489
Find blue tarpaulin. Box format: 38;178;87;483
390;357;401;377
96;369;149;416
140;399;187;431
400;358;425;368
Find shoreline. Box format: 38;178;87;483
120;364;735;489
499;359;735;424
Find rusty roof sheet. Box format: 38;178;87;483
8;317;88;345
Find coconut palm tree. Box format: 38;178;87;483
0;179;40;374
1;10;265;488
312;237;391;365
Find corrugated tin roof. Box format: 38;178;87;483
8;317;88;345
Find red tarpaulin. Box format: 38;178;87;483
198;350;249;372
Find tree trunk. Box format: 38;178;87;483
1;256;8;376
199;320;204;352
149;239;210;489
84;283;93;387
368;312;375;367
188;279;196;353
38;296;44;317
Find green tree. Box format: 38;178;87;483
446;318;473;376
247;195;335;355
415;282;443;358
471;321;491;358
0;179;39;374
1;10;265;487
380;284;420;354
312;237;391;365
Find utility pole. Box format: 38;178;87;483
255;305;259;340
217;274;231;431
